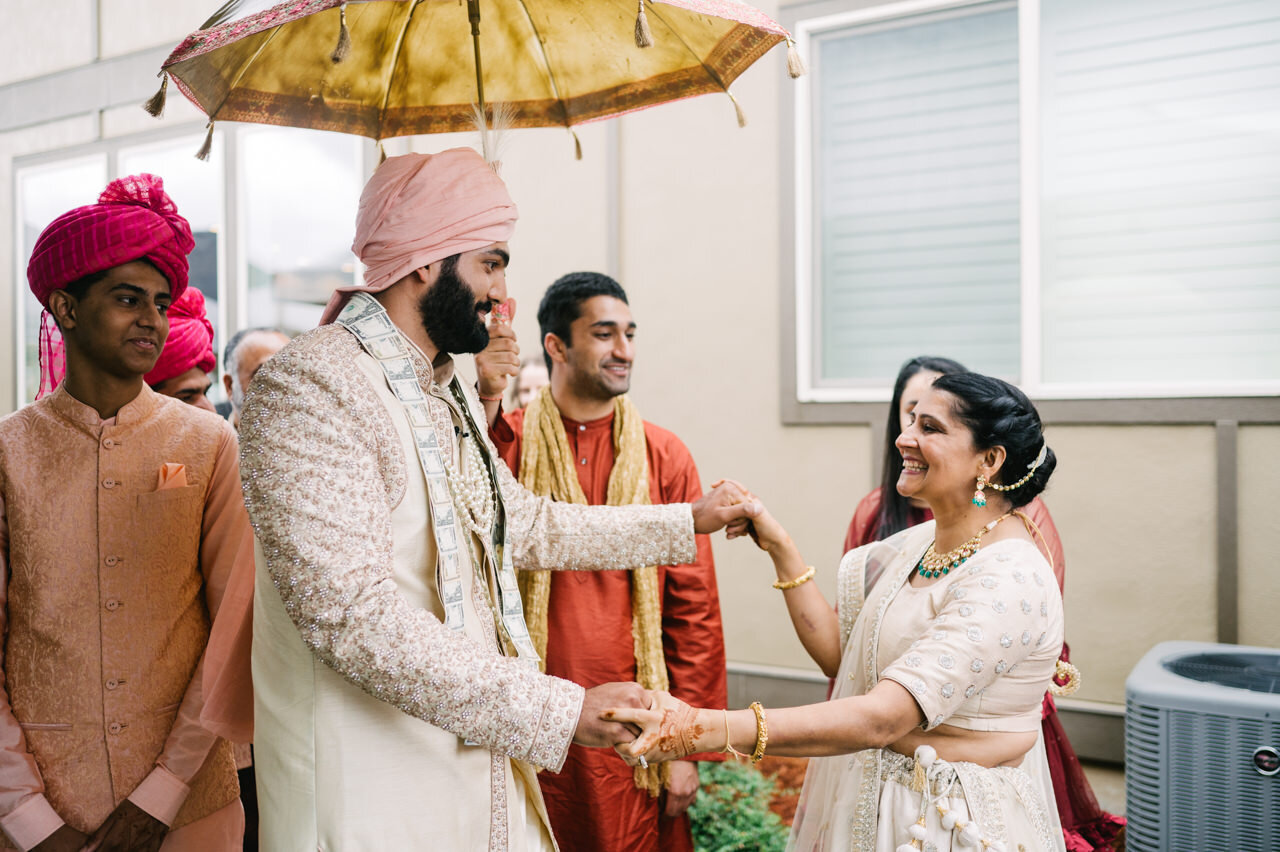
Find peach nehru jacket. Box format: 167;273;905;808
0;385;254;850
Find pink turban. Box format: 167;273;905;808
146;286;216;386
321;148;518;324
27;173;195;398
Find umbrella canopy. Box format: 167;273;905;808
153;0;801;146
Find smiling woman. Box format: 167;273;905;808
608;372;1070;852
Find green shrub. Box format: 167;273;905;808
689;760;790;852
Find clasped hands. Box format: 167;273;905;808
32;800;167;852
603;691;719;768
576;686;715;764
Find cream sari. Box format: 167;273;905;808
788;523;1065;852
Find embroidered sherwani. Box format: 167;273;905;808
491;406;727;852
0;386;254;851
239;320;697;852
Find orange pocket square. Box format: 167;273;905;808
157;463;188;490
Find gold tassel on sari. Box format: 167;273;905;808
518;385;670;796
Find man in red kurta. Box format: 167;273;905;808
484;272;727;852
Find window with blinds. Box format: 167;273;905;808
1039;0;1280;389
799;0;1280;397
811;3;1021;388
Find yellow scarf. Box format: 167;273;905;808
518;385;670;796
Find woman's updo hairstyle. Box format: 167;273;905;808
931;372;1056;508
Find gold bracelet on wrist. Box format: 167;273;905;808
773;565;816;590
723;709;748;761
748;701;769;764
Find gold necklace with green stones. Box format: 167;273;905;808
918;512;1014;579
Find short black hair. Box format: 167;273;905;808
536;272;629;374
53;257;165;328
932;372;1056;508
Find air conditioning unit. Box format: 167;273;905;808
1125;640;1280;852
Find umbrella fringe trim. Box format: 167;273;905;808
143;73;168;118
635;0;654;48
196;122;215;161
727;91;747;128
786;39;807;78
331;2;351;64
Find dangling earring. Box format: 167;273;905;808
972;475;987;507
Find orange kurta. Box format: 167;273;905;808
0;386;254;851
492;407;726;852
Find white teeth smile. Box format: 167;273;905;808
903;460;927;471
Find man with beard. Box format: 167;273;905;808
482;273;727;852
237;149;759;851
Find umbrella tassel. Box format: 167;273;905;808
727;91;747;128
786;39;807;78
571;129;582;161
195;122;215;161
635;0;654;48
331;2;352;64
143;72;168;118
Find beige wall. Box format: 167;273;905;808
1;1;1277;713
1239;426;1280;650
1046;426;1219;701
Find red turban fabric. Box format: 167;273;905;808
27;173;195;398
145;286;216;386
320;148;518;324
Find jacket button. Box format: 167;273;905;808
102;478;117;489
108;722;123;734
105;599;122;612
104;556;119;567
102;438;116;449
106;679;119;690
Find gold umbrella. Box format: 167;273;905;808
148;0;804;158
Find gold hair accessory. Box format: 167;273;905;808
1050;660;1081;696
919;513;1012;579
988;443;1048;492
723;709;748;761
773;566;816;590
748;701;769;764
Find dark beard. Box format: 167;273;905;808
418;260;491;355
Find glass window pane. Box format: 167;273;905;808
16;156;109;404
811;3;1021;388
1040;0;1280;388
119;136;227;382
242;128;362;335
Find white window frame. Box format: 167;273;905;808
792;0;1280;402
10;123;371;408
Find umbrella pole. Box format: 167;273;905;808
467;0;486;120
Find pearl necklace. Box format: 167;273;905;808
918;513;1013;579
441;433;496;540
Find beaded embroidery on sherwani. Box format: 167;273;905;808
239;311;699;848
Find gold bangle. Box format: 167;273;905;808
773;566;816;590
723;709;748;761
748;701;769;764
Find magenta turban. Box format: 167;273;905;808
27;173;195;397
320;148;518;324
146;286;216;386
